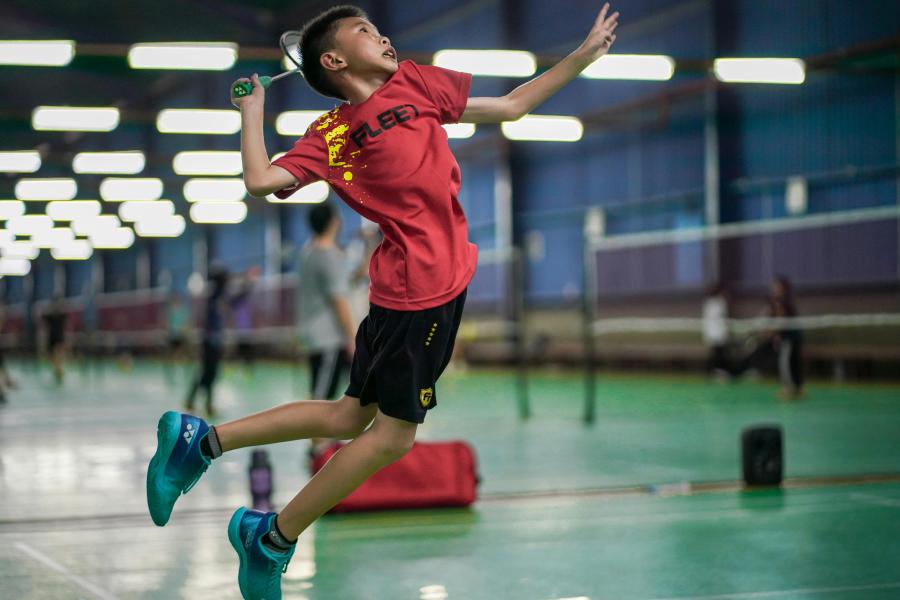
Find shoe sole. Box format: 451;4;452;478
228;507;251;599
146;411;182;526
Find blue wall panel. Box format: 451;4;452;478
66;260;93;297
152;225;195;291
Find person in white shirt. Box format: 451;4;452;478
702;283;732;378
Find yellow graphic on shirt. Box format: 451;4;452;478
314;109;362;183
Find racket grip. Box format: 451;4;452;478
232;76;273;98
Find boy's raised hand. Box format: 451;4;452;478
230;73;266;110
577;2;619;62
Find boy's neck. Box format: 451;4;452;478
341;71;394;105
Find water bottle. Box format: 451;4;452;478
249;450;273;512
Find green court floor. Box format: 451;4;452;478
1;359;898;599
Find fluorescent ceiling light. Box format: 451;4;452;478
581;54;675;80
0;200;26;220
0;258;32;276
501;115;583;142
190;201;247;224
128;42;237;71
46;200;102;221
173;151;242;176
0;40;74;67
443;123;476;139
266;181;329;204
275;111;326;136
713;58;805;84
32;106;120;132
118;200;175;222
433;49;536;77
51;239;92;260
32;227;75;249
73;151;145;174
6;214;53;235
72;215;121;236
1;240;39;260
134;215;186;238
89;227;135;249
157;109;241;134
183;178;246;202
15;178;77;201
100;177;163;201
0;151;41;173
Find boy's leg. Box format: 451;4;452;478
216;394;376;450
148;395;375;526
275;409;416;539
225;410;412;600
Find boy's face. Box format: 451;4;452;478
329;17;398;77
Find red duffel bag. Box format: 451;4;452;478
310;440;479;513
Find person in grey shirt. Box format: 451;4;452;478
297;202;356;401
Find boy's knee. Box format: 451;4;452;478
370;426;415;464
331;396;373;438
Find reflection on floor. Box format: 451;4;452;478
1;360;899;599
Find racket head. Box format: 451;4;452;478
279;30;304;74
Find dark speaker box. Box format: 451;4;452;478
741;425;784;486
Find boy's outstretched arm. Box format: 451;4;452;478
461;2;619;124
231;74;297;198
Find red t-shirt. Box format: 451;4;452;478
273;60;477;311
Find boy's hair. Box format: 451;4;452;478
308;202;336;236
299;5;369;100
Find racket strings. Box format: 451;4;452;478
280;31;303;72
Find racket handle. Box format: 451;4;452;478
232;76;273;98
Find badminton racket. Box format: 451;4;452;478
232;30;303;98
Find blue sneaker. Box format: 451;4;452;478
228;507;295;600
146;411;211;526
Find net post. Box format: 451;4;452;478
511;246;530;420
582;210;603;425
582;241;597;424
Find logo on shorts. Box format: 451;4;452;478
419;388;433;408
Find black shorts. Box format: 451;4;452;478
309;349;349;400
347;289;466;424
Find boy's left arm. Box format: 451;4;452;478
461;2;619;123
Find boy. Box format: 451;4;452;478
146;4;619;599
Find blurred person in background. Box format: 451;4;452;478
738;275;804;399
297;203;356;455
79;280;101;379
165;291;191;384
41;295;68;385
0;303;17;403
702;282;734;380
185;265;230;418
344;222;380;326
230;266;260;376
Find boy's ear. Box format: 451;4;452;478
320;51;347;73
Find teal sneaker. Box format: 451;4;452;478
228;507;295;600
146;411;211;526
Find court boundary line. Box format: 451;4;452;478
643;581;900;600
479;471;900;503
14;541;120;600
1;472;899;529
849;491;900;508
